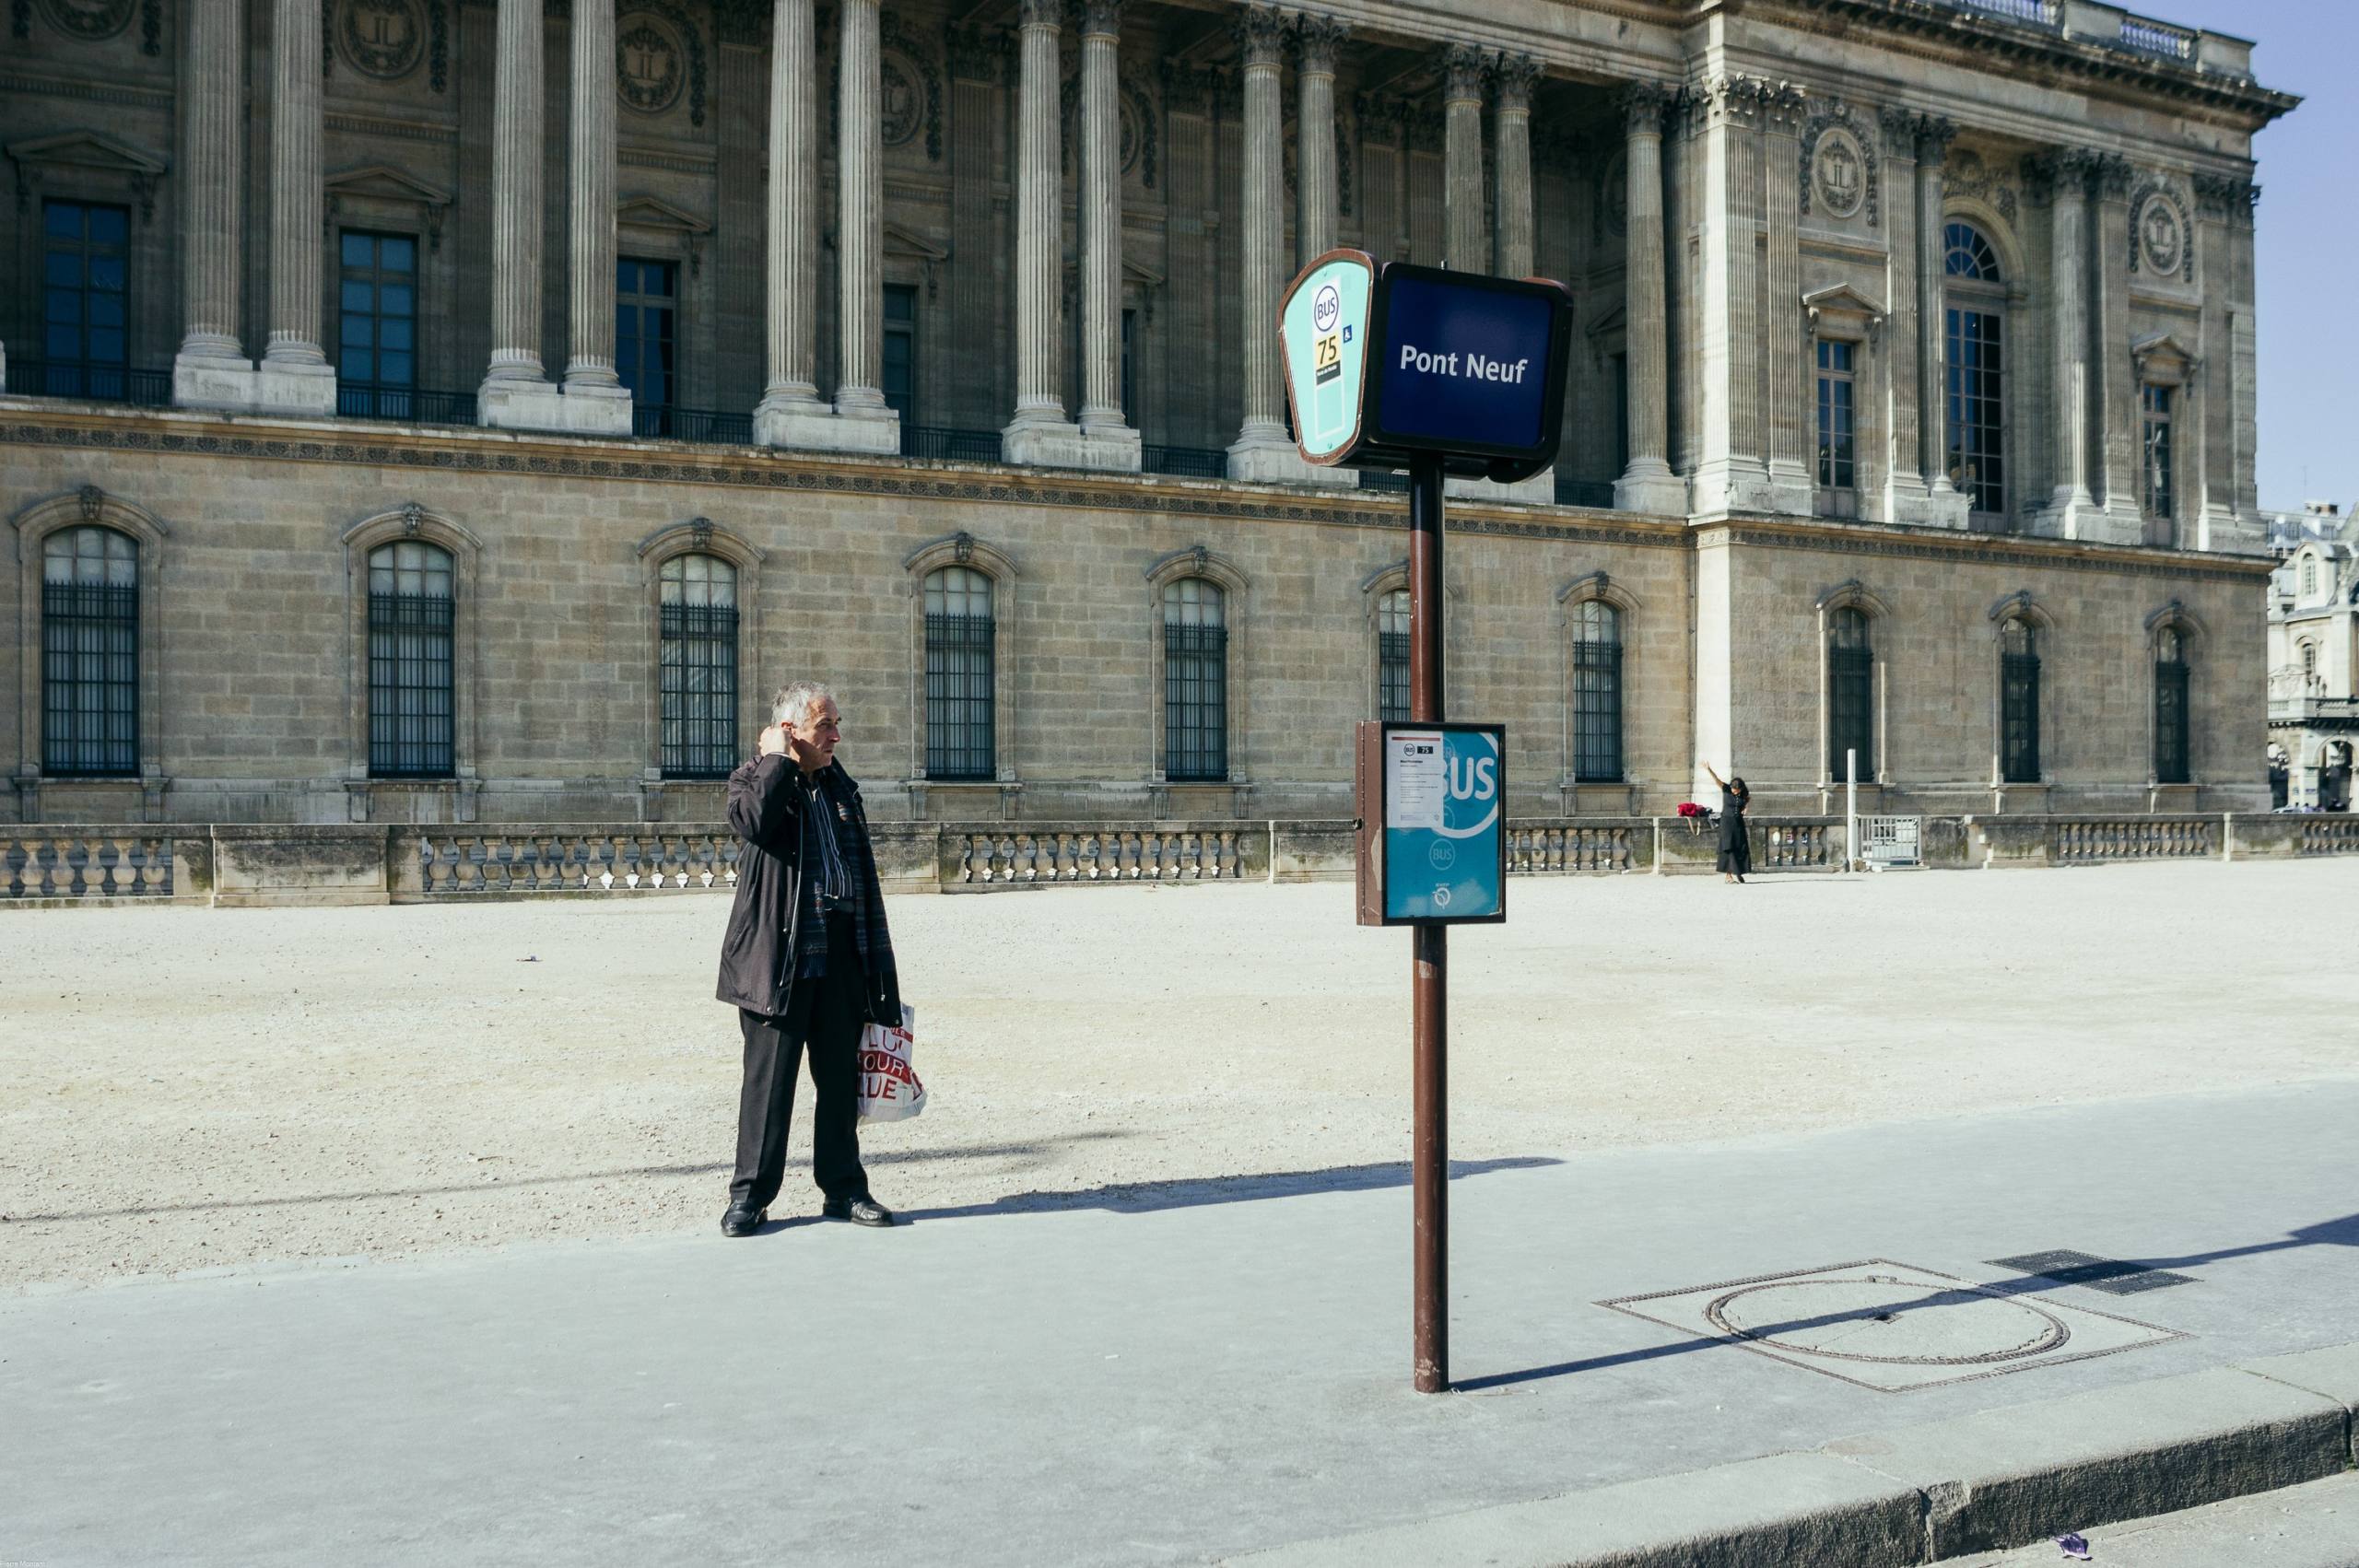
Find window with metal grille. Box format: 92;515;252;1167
659;554;738;779
923;566;995;780
1377;589;1410;723
2142;384;2175;527
884;284;917;427
41;200;131;399
1828;605;1874;782
2001;616;2040;784
1816;339;1857;515
1572;599;1625;783
2154;626;2189;784
368;541;455;778
1943;222;2006;521
337;231;417;416
41;525;138;778
617;257;678;432
1164;578;1227;782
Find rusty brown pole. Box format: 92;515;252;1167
1407;452;1448;1394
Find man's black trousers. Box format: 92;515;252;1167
730;926;870;1212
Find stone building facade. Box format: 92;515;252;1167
2267;504;2357;812
1;0;2294;825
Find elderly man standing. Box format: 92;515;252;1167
718;681;904;1236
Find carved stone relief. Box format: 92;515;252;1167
2130;181;2189;278
37;0;133;40
1942;146;2017;225
337;0;425;78
1800;103;1880;227
616;12;686;113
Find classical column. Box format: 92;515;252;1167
2034;148;2098;535
1693;76;1769;515
833;0;894;447
561;0;628;426
1002;0;1073;458
1491;53;1538;278
1075;0;1133;454
1225;6;1293;474
1877;108;1927;518
1914;115;1964;521
1441;45;1487;273
2092;151;2139;532
754;0;825;439
480;0;549;400
1614;84;1684;514
257;0;334;411
172;0;253;407
1295;14;1347;264
1762;85;1811;515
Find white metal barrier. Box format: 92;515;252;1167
1860;815;1923;870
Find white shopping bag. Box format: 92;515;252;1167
856;1005;927;1124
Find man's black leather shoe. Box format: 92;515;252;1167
822;1197;896;1228
721;1205;766;1237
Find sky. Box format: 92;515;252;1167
2132;0;2357;512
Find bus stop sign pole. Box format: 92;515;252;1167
1408;451;1448;1393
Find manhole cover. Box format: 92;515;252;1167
1601;1259;2185;1392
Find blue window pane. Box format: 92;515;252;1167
380;317;412;350
89;255;125;292
342;315;373;346
380;352;413;385
646;265;675;298
342;233;374;267
346;347;375;380
45;203;83;239
616;304;639;338
46;287;83;324
47;252;82;286
88;206;126;244
343;280;374;312
379;284;413;316
88;294;124;328
46;324;79;357
88;329;124;362
616;259;636;291
381;236;415;272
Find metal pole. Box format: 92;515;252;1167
1408;454;1448;1394
1846;747;1859;872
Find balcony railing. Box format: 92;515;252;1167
634;404;753;444
2117;14;2196;62
1942;0;2060;25
1143;444;1227;479
6;357;172;409
902;425;1003;462
338;385;479;426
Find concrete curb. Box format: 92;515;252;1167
1218;1344;2359;1568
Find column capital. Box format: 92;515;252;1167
1760;81;1806;135
944;20;1010;84
1016;0;1060;30
1619;80;1670;135
1233;5;1285;69
1876;104;1919;158
1292;11;1347;76
1075;0;1119;40
1492;51;1539;114
1703;74;1771;128
2091;150;2134;202
2192;170;2258;226
1913;113;1957;168
1441;43;1486;106
1162;59;1229;115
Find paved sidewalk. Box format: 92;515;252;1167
6;1078;2358;1566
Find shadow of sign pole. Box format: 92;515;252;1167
1277;251;1574;1393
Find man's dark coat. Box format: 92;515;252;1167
716;753;903;1024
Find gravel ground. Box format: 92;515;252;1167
5;858;2353;1290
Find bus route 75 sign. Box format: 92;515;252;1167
1354;721;1507;926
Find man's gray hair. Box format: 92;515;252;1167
770;681;837;729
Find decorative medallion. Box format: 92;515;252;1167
337;0;423;78
880;56;920;146
616;12;685;115
1813;125;1867;219
1118;92;1139;174
2137;193;2185;276
37;0;135;41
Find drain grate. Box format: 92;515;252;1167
1989;1249;2197;1296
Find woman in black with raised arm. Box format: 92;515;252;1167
1702;762;1750;884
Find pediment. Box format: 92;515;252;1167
617;194;711;234
324;164;452;207
6;130;168;177
1121;255;1164;289
883;220;948;263
2130;330;2193;363
1803;283;1887;321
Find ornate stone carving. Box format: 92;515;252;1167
1702;75;1774;127
400;499;425;536
942;21;1005;86
37;0;134;41
1620;80;1669;135
1233;5;1285;69
878;9;944;160
1162;59;1219;116
1876;103;1918;157
881;55;919;144
1913;113;1956;165
2191;170;2258;226
1493;51;1539;114
1294;11;1346;76
1441;43;1486;104
1077;0;1120;33
2094;151;2132;200
2130;184;2189;277
713;0;764;44
337;0;425;78
953;529;974;563
687;515;713;552
615;3;704;125
1762;81;1807;134
1802;106;1878;226
1942;146;2016;225
1121;76;1156;186
77;484;105;522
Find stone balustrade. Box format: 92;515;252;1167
2053;815;2217;862
2301;818;2359;858
2;834;179;900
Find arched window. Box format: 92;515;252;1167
923;565;996;780
1377;589;1410;723
1828;606;1874;783
41;524;139;778
1163;578;1227;781
2301;556;2318;599
2154;626;2189;785
659;553;738;779
1571;600;1624;783
1942;221;2007;522
2299;639;2318;685
2000;616;2040;784
368;540;455;778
